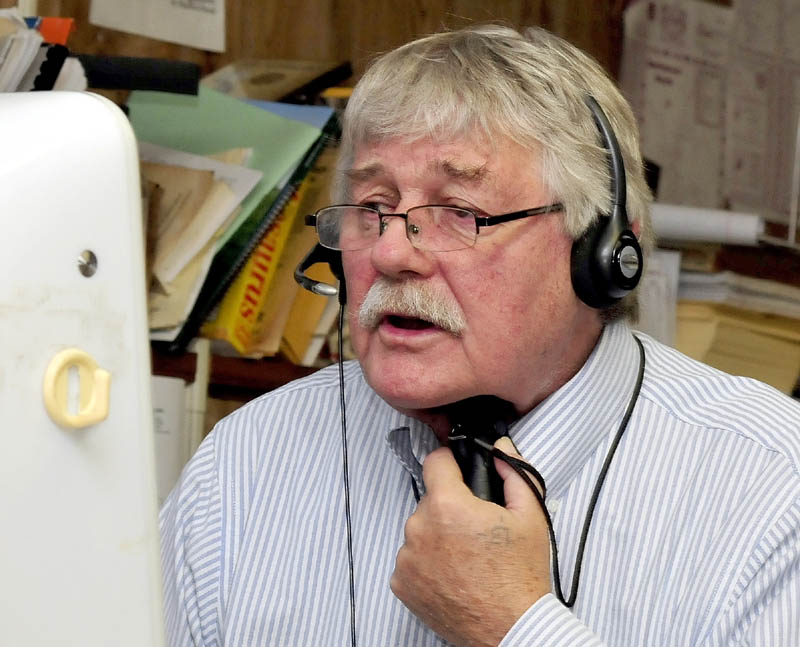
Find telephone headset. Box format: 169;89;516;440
294;95;646;645
295;95;643;308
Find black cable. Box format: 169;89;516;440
337;304;357;647
481;334;646;607
563;335;645;606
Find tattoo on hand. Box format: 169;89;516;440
479;524;511;546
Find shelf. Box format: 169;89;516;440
151;342;317;402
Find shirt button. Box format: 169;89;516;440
547;498;561;516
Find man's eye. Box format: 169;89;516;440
442;206;474;218
360;201;387;211
358;214;379;231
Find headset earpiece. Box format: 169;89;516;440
294;244;347;305
570;95;643;309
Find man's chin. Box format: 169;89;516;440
354;332;476;407
364;369;473;417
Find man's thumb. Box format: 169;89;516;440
493;436;544;513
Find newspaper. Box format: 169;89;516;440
620;0;800;226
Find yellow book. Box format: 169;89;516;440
242;182;312;358
200;203;296;354
280;264;339;365
245;143;339;358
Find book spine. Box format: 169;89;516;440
243;174;316;358
201;203;296;354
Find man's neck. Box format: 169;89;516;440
400;320;605;444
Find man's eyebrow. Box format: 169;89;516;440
344;160;489;184
436;159;489;183
344;164;384;184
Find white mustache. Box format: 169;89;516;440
358;278;466;335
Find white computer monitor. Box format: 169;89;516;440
0;92;166;646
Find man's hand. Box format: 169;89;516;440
390;437;551;646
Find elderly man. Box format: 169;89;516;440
160;24;800;646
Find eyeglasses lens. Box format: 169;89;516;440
317;206;478;252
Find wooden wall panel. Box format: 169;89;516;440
18;0;626;81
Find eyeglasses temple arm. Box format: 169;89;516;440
475;203;564;228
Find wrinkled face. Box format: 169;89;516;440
341;134;602;416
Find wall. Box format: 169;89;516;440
6;1;629;80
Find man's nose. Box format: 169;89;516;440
370;213;430;278
378;214;412;242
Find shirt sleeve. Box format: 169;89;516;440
704;497;800;647
502;497;800;647
159;432;224;647
499;594;605;646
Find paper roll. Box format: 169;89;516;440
651;203;765;245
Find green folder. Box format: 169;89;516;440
127;86;324;352
127;86;320;248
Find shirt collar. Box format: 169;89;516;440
507;321;642;496
385;321;642;498
386;417;437;496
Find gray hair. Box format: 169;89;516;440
335;24;653;321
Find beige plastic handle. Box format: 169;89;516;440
43;348;111;429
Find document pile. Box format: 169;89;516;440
0;8;84;92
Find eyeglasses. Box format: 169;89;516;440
305;202;564;252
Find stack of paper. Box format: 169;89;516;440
141;143;262;334
679;270;800;320
0;9;42;92
247;143;340;362
673;259;800;395
675;302;800;394
126;87;335;351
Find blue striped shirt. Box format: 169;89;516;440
160;322;800;645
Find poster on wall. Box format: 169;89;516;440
620;0;733;211
620;0;800;226
89;0;225;52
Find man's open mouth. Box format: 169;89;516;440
384;315;436;330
